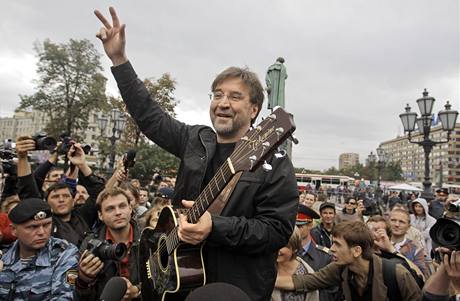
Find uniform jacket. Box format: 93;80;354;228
0;236;79;301
292;254;422;301
112;61;299;301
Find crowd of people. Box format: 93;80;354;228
0;5;459;301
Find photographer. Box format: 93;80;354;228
423;249;460;301
74;187;141;300
15;136;105;247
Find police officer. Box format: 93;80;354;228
0;198;79;300
296;204;340;301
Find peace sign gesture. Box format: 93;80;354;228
94;7;128;66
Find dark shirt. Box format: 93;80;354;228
203;142;236;189
348;257;373;301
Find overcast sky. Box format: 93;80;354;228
1;1;458;170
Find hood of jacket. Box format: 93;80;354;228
411;197;429;216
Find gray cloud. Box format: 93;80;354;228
1;0;458;170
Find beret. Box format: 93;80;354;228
8;198;52;224
296;204;320;225
156;187;174;199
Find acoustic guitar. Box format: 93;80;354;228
138;107;296;300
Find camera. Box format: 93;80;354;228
81;238;127;261
430;200;460;250
123;149;136;170
58;135;91;156
32;133;57;152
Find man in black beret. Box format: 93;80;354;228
0;198;79;300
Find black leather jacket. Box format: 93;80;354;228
112;61;299;301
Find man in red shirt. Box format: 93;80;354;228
74;187;141;300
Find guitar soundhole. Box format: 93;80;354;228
158;236;169;271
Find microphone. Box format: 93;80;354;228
99;277;127;301
123;149;136;170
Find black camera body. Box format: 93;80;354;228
32;133;57;152
59;135;91;155
430;201;460;250
81;238;127;261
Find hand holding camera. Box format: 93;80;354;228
78;250;104;284
15;136;36;159
67;143;86;167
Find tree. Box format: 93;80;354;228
98;74;180;180
18;39;108;139
127;140;180;183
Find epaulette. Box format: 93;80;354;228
315;244;332;255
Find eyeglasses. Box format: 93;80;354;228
348;202;357;205
209;91;246;102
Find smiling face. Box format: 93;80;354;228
210;77;258;143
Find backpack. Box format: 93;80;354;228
382;257;424;300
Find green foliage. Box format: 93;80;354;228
127;140;179;182
97;74;179;179
18;39;108;139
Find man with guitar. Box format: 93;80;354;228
94;7;299;301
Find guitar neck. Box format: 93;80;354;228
167;159;236;252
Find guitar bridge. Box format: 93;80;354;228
146;260;152;279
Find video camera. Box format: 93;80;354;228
80;238;127;261
430;200;460;250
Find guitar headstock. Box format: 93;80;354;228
230;107;296;172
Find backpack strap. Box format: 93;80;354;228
382;258;402;301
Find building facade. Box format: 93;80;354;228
379;124;460;186
339;153;360;170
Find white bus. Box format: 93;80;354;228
296;173;355;192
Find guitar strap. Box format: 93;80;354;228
207;171;243;216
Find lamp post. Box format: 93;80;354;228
97;109;126;171
399;89;458;200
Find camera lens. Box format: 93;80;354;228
432;218;460;249
99;242;127;261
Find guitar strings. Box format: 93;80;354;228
153;113;283;257
154;115;280;257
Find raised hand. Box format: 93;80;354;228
15;136;36;159
68;143;86;167
94;7;128;66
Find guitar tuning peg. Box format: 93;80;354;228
289;134;299;144
249;155;257;169
262;161;272;172
275;149;287;159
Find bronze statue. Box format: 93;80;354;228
266;57;288;110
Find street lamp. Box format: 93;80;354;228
97;108;126;171
399;89;458;200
